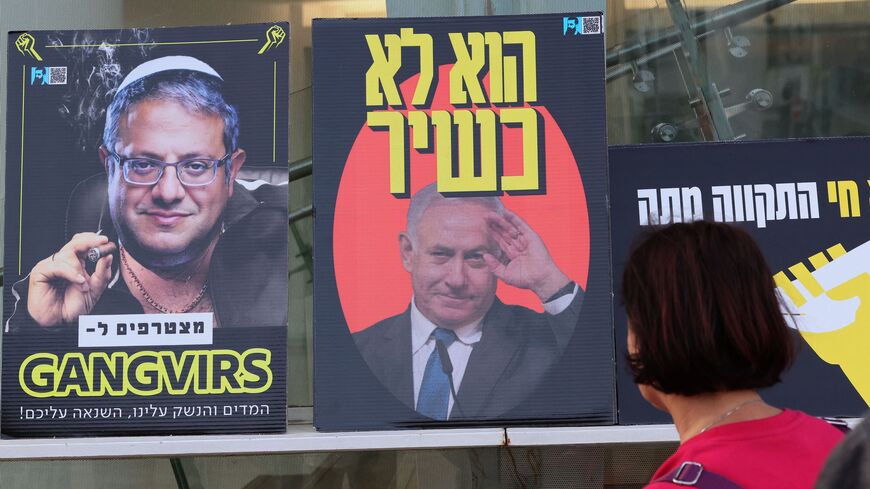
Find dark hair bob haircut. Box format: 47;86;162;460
622;220;796;396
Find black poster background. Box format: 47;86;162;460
610;138;869;424
3;24;290;436
313;14;614;431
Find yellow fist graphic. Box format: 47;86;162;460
775;240;870;405
16;33;43;61
258;25;286;55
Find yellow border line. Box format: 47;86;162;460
45;39;259;48
19;65;26;275
273;61;277;163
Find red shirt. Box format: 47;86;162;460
647;410;844;489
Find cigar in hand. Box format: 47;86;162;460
86;242;118;263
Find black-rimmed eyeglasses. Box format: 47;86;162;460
109;151;231;186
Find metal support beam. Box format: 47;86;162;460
666;0;734;141
607;0;796;68
170;457;204;489
289;159;312;182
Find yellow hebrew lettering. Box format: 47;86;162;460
408;111;430;150
827;180;861;218
368;111;408;195
432;111;459;192
455;111;476;191
827;181;837;204
365;33;403;107
400;28;434;106
503;31;537;103
500;108;539;191
449;32;486;105
431;110;499;193
503;56;518;104
458;110;498;192
484;33;504;103
473;109;498;191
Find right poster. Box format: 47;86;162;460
610;138;870;424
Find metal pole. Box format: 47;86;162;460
665;0;735;140
607;0;796;68
170;458;189;489
289;159;312;182
606;31;713;81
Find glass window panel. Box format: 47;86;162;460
605;0;870;144
0;443;679;489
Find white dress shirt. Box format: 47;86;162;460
410;284;578;419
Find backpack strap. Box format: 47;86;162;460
653;418;848;487
653;461;743;488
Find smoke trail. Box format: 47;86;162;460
50;29;155;152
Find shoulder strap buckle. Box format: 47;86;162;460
673;461;704;486
820;416;851;433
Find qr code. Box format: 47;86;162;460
581;16;602;35
48;66;67;85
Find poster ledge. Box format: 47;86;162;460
2;420;858;459
0;425;504;460
0;424;673;460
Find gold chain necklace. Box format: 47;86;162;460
698;398;764;435
120;247;208;314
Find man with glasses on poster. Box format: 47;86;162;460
8;56;288;330
353;184;583;421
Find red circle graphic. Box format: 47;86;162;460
334;66;590;333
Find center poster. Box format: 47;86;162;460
313;14;613;430
3;23;289;436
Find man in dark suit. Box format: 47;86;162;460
354;184;583;420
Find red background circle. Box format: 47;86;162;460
334;66;590;333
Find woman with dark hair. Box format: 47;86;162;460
622;221;844;489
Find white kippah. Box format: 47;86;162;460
116;55;222;94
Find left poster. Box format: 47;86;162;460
3;23;290;436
